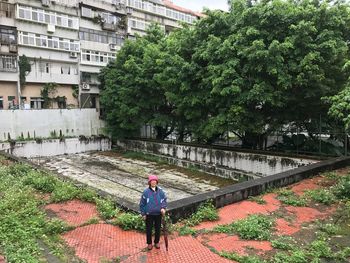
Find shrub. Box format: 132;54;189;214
333;175;350;199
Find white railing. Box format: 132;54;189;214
17;4;79;30
81;49;116;66
18;31;80;52
127;0;197;24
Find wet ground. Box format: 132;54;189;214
41;168;350;263
37;152;235;205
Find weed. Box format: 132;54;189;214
232;214;274;240
332;175;350;199
271;236;296;250
316;221;339;235
178;225;197;236
112;213;145;231
96;198;119;220
219;251;267;263
248;195;266;204
272;251;308;263
276;189;307;206
304;189;336;205
184;201;218;227
44;218;73;235
50;181;79;202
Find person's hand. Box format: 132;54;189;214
160;208;166;215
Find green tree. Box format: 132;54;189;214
100;24;174;139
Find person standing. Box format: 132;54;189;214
139;174;167;250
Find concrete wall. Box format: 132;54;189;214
0;137;111;158
117;140;318;179
0;108;105;141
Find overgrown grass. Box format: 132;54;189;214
213;214;274;240
0;164;77;262
304;189;336;205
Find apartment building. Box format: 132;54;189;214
0;0;200;111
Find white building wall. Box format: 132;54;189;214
0;108;105;141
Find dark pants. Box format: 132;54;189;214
145;214;161;245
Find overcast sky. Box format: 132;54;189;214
171;0;229;12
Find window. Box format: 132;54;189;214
0;96;3;109
0;27;16;45
30;97;43;109
0;55;17;72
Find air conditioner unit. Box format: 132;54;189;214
109;43;117;51
47;24;55;33
42;0;50;7
81;82;90;90
70;52;78;58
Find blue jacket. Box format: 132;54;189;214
139;186;167;216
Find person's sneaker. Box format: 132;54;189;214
147;244;153;250
154;243;160;249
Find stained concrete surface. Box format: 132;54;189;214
36;152;235;204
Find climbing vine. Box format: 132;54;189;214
19;55;31;88
41;83;57;109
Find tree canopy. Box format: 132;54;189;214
100;0;350;148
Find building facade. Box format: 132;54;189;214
0;0;201;110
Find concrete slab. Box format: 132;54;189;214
37;152;235;205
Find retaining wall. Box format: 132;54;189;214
117;140;318;180
0;108;105;141
0;137;111;158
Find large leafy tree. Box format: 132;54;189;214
200;0;350;147
100;25;175;139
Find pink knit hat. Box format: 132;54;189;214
148;174;158;184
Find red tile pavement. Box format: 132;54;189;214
45;199;99;226
204;234;273;256
194;193;281;230
290;177;323;196
63;223;145;263
57;173;345;263
275;218;300;235
122;235;234;263
275;206;335;235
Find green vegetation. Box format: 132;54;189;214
304;189;336;205
214;214;274;240
0;164;76;262
112;212;145;231
276;189;307;207
219;251;266;263
248;195;266;205
183;201;219;227
100;0;350;151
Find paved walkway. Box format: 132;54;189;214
40;168;349;263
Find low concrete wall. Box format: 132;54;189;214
117;140;318;179
167;157;350;221
0;137;111;158
0;108;105;141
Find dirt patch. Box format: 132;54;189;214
83;160;118;171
